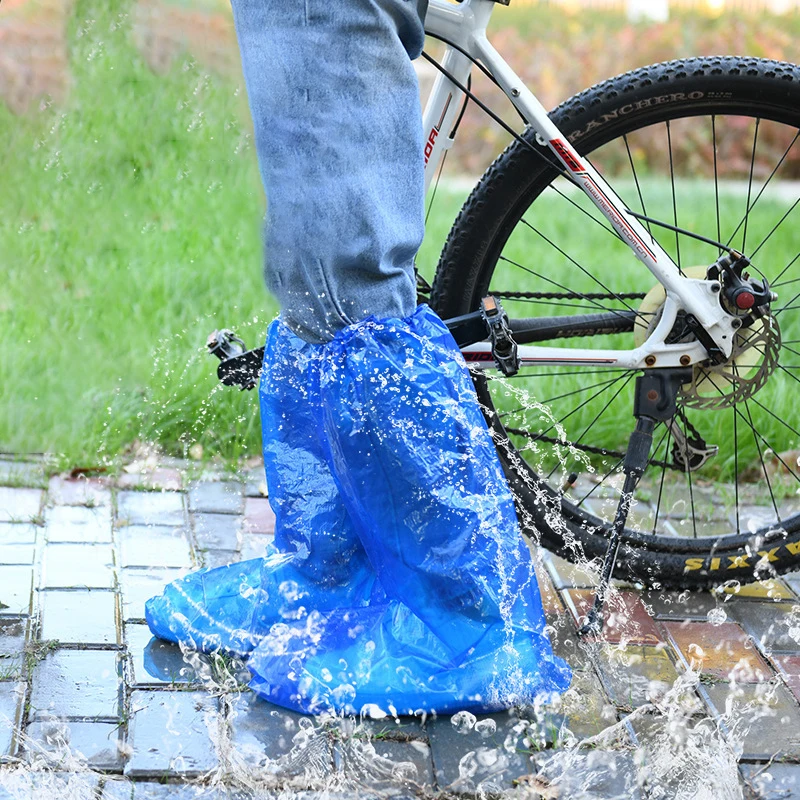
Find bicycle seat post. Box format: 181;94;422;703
578;368;692;638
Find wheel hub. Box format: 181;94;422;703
634;266;781;410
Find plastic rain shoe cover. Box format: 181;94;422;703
145;321;380;657
146;305;570;714
247;305;571;714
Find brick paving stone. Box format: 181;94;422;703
188;482;244;515
45;504;113;544
41;543;115;589
228;691;330;774
426;711;536;791
125;690;219;777
729;601;800;654
0;523;37;545
0;682;24;757
0;567;34;617
563;589;663;646
118;526;194;569
0;618;28;679
24;720;125;771
193;513;242;552
120;568;187;622
117;469;182;492
740;763;800;799
595;645;680;709
202;550;240;569
664;620;772;682
534;563;563;615
102;780;241;799
244;470;268;499
117;492;185;528
0;488;42;524
546;611;589;671
0;617;27;657
29;650;121;721
335;738;434;790
535;751;643;800
48;475;111;507
40;590;119;645
237;534;270;563
360;716;427;742
543;552;599;590
243;497;275;535
784;571;800;601
583;495;657;534
723;578;794;602
8;772;102;800
702;681;800;760
0;542;35;566
770;655;800;703
557;667;617;739
125;624;206;688
640;588;721;621
0;460;45;487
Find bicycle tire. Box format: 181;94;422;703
431;56;800;589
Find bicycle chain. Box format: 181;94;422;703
494;291;647;301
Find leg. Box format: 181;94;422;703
229;0;426;342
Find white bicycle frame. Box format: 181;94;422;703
421;0;740;370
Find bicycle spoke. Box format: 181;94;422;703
712;115;721;245
651;423;673;536
744;396;781;522
515;222;646;320
666;120;682;273
750;195;800;259
545;373;636;481
741;117;760;255
575;458;625;509
499;252;645;323
497;373;629;421
725;126;799;250
771;251;800;288
525;372;632;442
734;390;740;536
546;182;623;242
624;132;652;238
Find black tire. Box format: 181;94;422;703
431;56;800;589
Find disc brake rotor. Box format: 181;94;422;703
634;267;781;410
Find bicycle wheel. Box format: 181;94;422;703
431;56;800;589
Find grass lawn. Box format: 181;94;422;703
2;1;272;467
4;0;800;489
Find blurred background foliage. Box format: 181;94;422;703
1;0;798;467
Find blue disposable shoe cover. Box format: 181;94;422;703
145;305;571;714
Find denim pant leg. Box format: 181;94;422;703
230;0;426;343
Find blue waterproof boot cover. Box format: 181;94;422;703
146;305;571;715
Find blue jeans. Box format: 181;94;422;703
230;0;426;343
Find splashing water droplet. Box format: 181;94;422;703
707;608;727;626
451;710;477;734
474;718;497;738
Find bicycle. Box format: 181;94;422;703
209;0;800;622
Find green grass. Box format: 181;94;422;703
2;0;271;467
5;0;800;498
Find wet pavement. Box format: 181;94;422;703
1;457;800;798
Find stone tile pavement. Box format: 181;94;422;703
1;457;800;797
